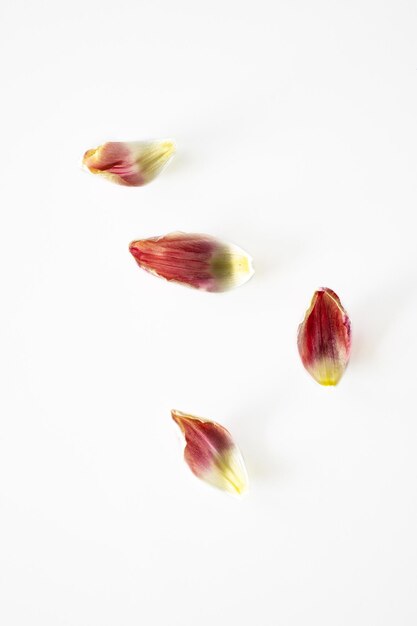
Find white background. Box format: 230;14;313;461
1;1;417;624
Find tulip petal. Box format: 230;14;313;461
297;288;351;386
172;410;248;496
129;232;254;292
82;139;175;186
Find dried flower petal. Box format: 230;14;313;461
129;232;254;292
297;288;351;386
172;410;248;496
82;139;175;186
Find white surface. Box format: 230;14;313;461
1;1;417;624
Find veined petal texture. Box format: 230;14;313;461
129;232;254;292
172;410;248;496
297;288;351;386
83;139;175;186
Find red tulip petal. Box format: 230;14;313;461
129;232;254;292
172;410;248;495
82;140;175;186
297;288;351;386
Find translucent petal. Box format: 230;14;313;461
82;139;175;186
172;410;249;496
129;232;254;292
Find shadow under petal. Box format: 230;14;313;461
230;383;290;484
351;272;417;365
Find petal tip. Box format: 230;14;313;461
171;408;188;429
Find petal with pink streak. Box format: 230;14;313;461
172;410;248;496
297;288;351;386
129;232;254;292
82;139;175;186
